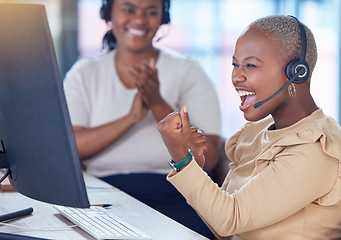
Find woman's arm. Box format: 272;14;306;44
167;143;338;237
130;60;221;171
74;93;148;160
160;107;338;236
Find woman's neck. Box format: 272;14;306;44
115;47;160;66
272;93;318;129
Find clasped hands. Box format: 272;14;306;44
128;58;162;108
128;59;208;168
158;106;207;169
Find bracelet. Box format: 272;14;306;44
168;150;193;172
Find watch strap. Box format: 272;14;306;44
168;150;193;172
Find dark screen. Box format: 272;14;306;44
0;3;90;208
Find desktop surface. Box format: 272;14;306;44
0;174;209;240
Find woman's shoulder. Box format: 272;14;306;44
158;48;200;66
64;51;115;85
313;109;341;137
311;109;341;160
309;110;341;205
287;109;341;148
275;109;341;205
69;51;115;73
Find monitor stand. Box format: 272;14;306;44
0;158;49;239
0;143;36;234
0;140;8;169
0;140;10;186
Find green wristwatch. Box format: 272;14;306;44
168;150;193;172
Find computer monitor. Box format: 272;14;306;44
0;3;90;208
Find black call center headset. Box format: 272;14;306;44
254;15;310;108
99;0;171;25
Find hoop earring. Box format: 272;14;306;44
288;83;296;97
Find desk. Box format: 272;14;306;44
0;174;209;240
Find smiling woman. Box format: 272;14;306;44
63;0;222;238
232;16;319;128
157;15;341;239
100;0;169;52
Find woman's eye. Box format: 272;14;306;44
246;64;256;68
122;7;134;14
232;63;239;67
146;10;158;16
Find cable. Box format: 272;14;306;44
0;168;10;184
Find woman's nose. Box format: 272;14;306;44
133;11;147;24
232;68;246;86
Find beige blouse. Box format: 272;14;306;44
167;109;341;239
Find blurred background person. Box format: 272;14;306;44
63;0;222;238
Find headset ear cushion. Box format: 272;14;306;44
286;59;310;84
100;6;105;20
100;4;110;22
162;12;170;24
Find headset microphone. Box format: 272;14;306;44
253;68;304;108
253;16;310;109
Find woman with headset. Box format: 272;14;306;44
63;0;221;238
158;15;341;239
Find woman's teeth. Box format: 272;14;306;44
128;28;145;36
238;91;255;97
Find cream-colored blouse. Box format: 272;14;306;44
167;109;341;239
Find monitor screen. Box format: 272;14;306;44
0;3;90;208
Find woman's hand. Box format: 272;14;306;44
188;127;207;168
128;58;174;122
129;58;162;108
73;93;148;161
127;93;148;124
158;106;206;168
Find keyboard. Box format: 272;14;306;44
53;205;152;240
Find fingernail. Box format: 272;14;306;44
183;106;188;113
